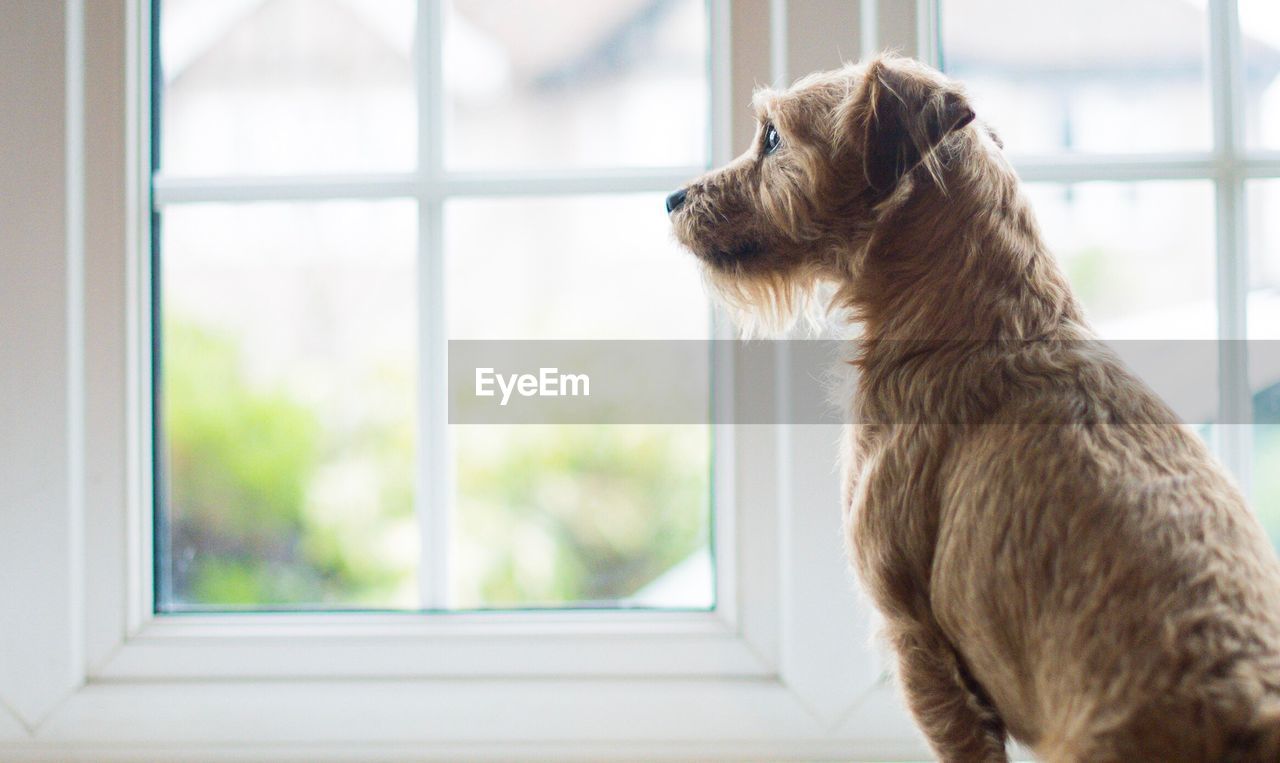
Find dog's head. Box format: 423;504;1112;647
667;55;975;332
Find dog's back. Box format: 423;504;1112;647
919;344;1280;762
836;69;1280;758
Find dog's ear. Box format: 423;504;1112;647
856;57;975;196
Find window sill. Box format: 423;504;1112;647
5;680;929;762
93;610;773;681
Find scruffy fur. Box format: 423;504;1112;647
669;55;1280;761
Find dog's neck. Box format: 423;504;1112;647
836;131;1093;423
842;131;1087;349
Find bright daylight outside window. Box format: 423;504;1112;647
153;0;715;612
940;0;1280;541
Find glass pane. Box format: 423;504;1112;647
1256;425;1280;548
446;194;710;340
159;0;416;176
451;425;712;609
158;201;418;611
940;0;1211;154
1250;180;1280;334
444;0;709;170
446;194;712;609
1024;181;1216;338
1241;0;1280;150
1249;181;1280;542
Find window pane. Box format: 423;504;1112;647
1257;425;1280;548
1249;181;1280;542
1240;0;1280;150
940;0;1211;154
158;201;418;611
444;0;709;170
446;194;713;609
446;194;710;340
159;0;416;176
1250;180;1280;340
1024;181;1216;338
452;425;712;609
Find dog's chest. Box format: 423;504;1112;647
843;427;946;606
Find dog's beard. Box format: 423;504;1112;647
700;263;831;338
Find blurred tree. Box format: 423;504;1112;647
163;318;414;608
453;425;710;607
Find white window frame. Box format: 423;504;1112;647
1;0;929;760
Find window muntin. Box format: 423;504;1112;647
154;0;715;613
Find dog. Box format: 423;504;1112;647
667;55;1280;762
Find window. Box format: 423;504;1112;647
3;0;889;757
152;0;716;613
3;0;1276;759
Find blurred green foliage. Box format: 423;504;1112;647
162;319;415;609
162;318;711;610
453;425;710;607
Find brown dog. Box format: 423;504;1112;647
668;55;1280;762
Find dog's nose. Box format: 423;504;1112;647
665;188;688;214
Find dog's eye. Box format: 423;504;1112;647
763;124;781;155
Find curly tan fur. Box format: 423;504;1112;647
669;55;1280;762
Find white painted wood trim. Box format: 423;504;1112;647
415;0;449;611
26;679;927;761
0;0;86;730
93;610;771;680
1210;0;1253;488
84;0;134;678
0;702;26;743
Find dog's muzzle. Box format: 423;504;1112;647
665;188;687;214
